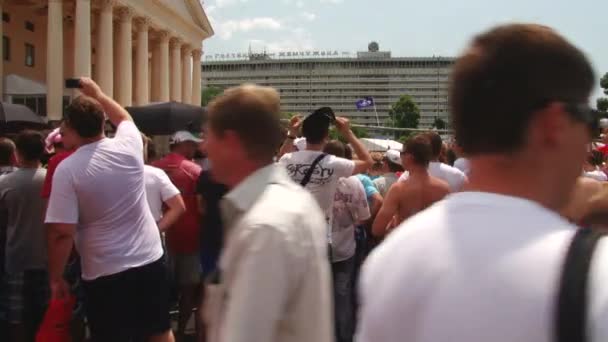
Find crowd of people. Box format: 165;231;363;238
1;22;608;342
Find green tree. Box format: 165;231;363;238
601;72;608;95
432;117;447;130
389;95;420;129
201;86;224;106
598;98;608;113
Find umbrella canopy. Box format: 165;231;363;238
126;101;206;135
0;102;48;133
360;138;403;152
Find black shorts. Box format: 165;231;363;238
82;258;171;341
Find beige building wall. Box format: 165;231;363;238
1;0;213;121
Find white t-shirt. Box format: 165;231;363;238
357;192;608;342
399;161;467;192
584;170;608;182
45;121;164;280
454;157;471;175
279;151;355;221
144;165;180;222
331;176;370;262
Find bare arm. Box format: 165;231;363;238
335;117;373;175
278;116;301;158
79;77;132;127
47;223;75;283
372;186;399;238
158;194;186;232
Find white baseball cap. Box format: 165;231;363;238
170;131;202;145
385;149;401;165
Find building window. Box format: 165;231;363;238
25;21;34;32
2;36;9;61
2;12;9;23
25;43;35;67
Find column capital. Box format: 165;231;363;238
95;0;115;10
158;30;171;44
170;37;182;49
181;44;192;54
117;6;134;22
134;17;151;31
192;49;203;59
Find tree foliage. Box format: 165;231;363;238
201;86;224;107
432;117;447;130
598;97;608;113
389;95;420;129
601;72;608;95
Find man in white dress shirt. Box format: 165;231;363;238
203;84;333;342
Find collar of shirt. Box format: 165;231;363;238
221;163;290;229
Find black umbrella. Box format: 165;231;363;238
0;102;48;132
126;101;206;135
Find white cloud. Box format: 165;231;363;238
320;0;344;3
217;17;282;39
295;0;305;8
214;0;249;8
301;12;317;21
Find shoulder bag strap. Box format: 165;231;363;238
556;227;606;342
300;154;327;187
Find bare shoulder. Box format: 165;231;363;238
430;175;450;193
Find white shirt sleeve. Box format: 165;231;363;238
114;120;143;153
158;170;180;201
45;164;79;224
222;225;291;342
329;156;355;178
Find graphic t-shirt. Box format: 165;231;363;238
331;176;370;262
279;151;355;224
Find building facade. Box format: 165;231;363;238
1;0;213;121
202;44;454;128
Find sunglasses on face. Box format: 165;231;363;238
565;103;598;133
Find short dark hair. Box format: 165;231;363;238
404;134;432;167
344;145;353;161
64;96;105;138
385;159;404;173
589;150;604;167
323;140;346;158
425;131;442;158
15;130;44;162
208;84;283;161
450;24;595;155
302;124;329;145
0;138;15;165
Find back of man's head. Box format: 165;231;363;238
63;96;105;138
323;140;346;158
302;118;330;145
207;84;283;162
425;132;443;158
0;138;15;166
15;130;44;162
450;24;594;156
404;134;432;167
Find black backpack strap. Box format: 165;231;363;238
300;154;327;187
556;228;606;342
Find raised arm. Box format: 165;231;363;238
79;77;133;127
335;117;373;175
278;116;302;158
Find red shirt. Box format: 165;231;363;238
152;153;202;254
41;151;74;199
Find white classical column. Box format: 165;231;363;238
191;49;202;106
46;0;64;120
150;41;159;101
95;0;114;96
170;38;182;101
159;32;170;102
117;7;133;106
181;46;192;104
74;0;92;77
134;17;150;105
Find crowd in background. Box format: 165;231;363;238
1;22;608;342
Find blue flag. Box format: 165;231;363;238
356;97;375;110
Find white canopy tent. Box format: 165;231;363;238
360;138;403;152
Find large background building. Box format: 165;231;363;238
202;43;454;129
2;0;213;121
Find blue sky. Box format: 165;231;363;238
201;0;607;101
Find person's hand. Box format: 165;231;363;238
79;77;103;99
288;115;302;134
50;278;70;300
335;116;352;136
